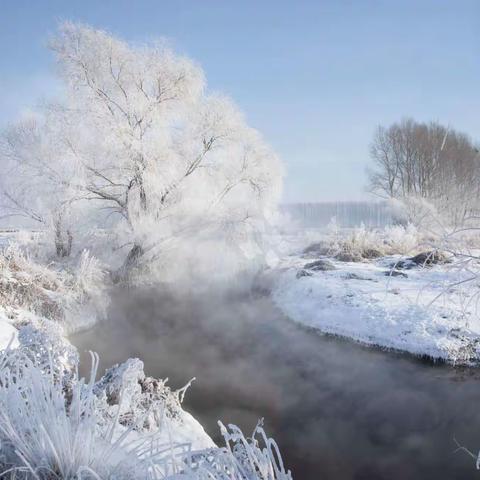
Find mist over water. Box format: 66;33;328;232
71;284;480;480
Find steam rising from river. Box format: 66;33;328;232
72;283;480;480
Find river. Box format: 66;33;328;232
70;286;480;480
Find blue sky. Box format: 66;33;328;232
0;0;478;202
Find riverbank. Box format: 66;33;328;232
273;249;480;364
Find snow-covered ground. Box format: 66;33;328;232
273;246;480;364
0;312;18;350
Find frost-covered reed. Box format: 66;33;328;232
0;344;292;480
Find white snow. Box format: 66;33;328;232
0;313;18;350
147;410;215;451
273;253;480;364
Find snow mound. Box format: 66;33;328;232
94;357;213;450
0;315;18;350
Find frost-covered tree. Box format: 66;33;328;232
1;23;282;276
0;115;82;257
367;118;479;224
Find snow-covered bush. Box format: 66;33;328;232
305;223;421;261
383;223;422;255
338;224;385;259
388;196;445;232
343;223;424;257
0;244;67;322
302;221;431;263
0;244;108;332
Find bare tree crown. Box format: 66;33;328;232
367;118;479;222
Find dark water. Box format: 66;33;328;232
70;286;480;480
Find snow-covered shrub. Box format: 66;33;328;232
387;195;477;236
13;230;46;259
388;196;438;228
93;358;201;437
0;244;66;322
340;223;423;258
302;221;431;261
69;250;109;329
383;223;421;255
338;224;385;259
93;359;293;479
0;244;108;333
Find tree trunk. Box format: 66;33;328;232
113;243;144;283
54;221;72;258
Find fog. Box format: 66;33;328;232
71;283;480;480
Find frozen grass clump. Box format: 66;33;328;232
182;421;293;480
383;224;422;255
336;224;385;260
342;223;424;258
305;224;419;260
0;244;66;321
0;244;108;333
0;349;159;479
303;223;426;261
74;250;107;309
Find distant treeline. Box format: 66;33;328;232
281;201;394;228
368;118;479;223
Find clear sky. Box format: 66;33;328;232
0;0;478;202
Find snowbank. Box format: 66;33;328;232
0;314;18;350
273;253;480;364
93;357;214;451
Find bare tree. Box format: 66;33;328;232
368;118;479;223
